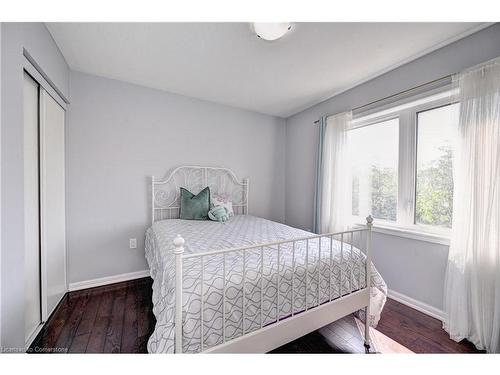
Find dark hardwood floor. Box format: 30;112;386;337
28;277;483;354
29;277;155;353
377;298;482;353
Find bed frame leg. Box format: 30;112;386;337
364;215;373;353
364;306;371;352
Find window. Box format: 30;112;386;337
416;104;459;228
350;118;399;222
350;88;458;238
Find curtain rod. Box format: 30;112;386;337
313;74;453;124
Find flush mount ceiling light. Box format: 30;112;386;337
252;23;291;41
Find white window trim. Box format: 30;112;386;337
349;86;456;246
352;218;450;245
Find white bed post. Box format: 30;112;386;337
243;178;249;215
364;215;373;350
173;234;185;353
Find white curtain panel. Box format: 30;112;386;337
319;112;352;234
444;59;500;353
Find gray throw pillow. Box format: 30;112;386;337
179;187;210;220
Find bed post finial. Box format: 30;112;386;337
173;234;185;252
173;234;185;353
366;215;373;226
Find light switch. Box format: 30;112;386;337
129;238;137;249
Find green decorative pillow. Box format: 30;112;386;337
208;206;230;222
179;187;210;220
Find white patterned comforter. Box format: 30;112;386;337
145;215;387;353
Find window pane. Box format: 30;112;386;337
350;118;399;221
416;104;458;228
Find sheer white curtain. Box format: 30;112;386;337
444;59;500;353
318;112;352;234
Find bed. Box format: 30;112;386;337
145;166;387;353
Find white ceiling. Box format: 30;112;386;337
46;22;488;118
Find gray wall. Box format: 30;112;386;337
67;71;286;284
0;22;3;349
1;22;499;350
285;23;500;310
1;23;69;349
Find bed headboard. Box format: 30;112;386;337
151;166;249;223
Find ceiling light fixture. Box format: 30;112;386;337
252;23;291;41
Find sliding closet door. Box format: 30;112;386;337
24;73;42;343
40;90;67;318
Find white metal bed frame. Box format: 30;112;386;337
151;166;373;353
151;165;249;223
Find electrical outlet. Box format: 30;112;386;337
129;238;137;249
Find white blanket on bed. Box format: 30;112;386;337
145;215;387;353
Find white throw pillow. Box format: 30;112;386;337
211;194;234;217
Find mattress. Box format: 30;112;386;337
145;215;387;353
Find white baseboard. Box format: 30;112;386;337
68;270;150;292
388;289;446;322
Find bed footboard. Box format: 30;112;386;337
173;216;373;353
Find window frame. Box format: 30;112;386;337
349;87;458;245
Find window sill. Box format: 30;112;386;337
354;222;450;246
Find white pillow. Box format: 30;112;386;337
211;194;234;217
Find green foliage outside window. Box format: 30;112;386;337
416;146;454;228
352;146;453;227
370;166;397;221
